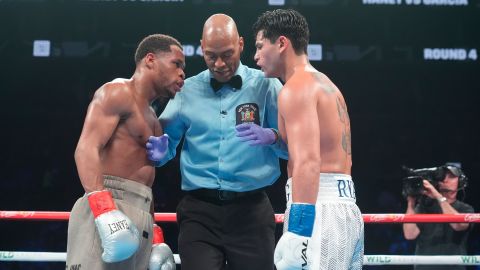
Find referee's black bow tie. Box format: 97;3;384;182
210;75;243;92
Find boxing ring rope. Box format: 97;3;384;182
2;211;480;266
2;211;480;223
0;251;183;265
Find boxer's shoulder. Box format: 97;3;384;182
92;80;135;113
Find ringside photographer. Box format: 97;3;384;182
402;163;474;270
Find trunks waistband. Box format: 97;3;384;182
286;173;356;203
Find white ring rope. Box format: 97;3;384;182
0;251;181;264
1;251;480;265
364;255;480;265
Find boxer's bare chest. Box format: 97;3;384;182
118;102;160;145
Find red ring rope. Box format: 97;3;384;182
1;211;480;223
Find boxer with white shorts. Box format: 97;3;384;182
253;9;364;269
284;175;363;269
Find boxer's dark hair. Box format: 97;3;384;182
135;34;182;64
253;9;309;55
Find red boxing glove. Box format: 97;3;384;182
153;224;165;244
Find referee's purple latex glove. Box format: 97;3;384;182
146;134;169;162
235;123;276;146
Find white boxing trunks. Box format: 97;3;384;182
284;173;364;270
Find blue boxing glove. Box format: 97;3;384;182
88;190;140;263
275;203;315;270
235;123;277;146
146;134;169;162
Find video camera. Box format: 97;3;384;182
401;164;467;198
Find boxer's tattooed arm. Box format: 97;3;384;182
314;73;335;94
337;97;352;155
342;130;352;155
323;85;336;94
336;98;345;122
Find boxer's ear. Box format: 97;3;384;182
278;36;289;53
144;52;156;69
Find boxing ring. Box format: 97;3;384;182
1;211;480;266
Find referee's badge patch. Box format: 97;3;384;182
236;103;260;125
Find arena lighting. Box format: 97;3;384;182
33;40;50;57
308;44;322;61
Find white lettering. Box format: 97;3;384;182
196;45;203;56
468;49;478;60
405;0;422;4
362;0;401;4
367;0;468;4
183;45;194;57
423;0;468;5
424;48;476;61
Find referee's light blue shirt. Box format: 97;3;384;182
158;63;288;192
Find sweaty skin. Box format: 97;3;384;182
278;67;352;204
75;46;185;193
254;30;352;204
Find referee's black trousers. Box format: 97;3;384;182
177;190;276;270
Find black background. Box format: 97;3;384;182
0;0;479;269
